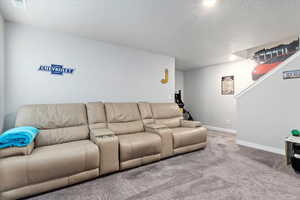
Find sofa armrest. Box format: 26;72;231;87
89;128;119;175
145;124;173;158
181;120;202;128
145;123;168;130
0;142;34;158
90;128;115;139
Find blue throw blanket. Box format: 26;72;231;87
0;126;39;149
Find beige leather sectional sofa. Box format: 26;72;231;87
0;102;207;200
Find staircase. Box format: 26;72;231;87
235;51;300;154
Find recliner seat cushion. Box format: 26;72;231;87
105;103;144;135
172;127;207;148
15;104;88;129
108;121;144;135
154;118;182;128
118;132;161;162
15;104;89;147
0;140;99;192
105;103;141;123
151;103;183;128
37;126;89;147
151;103;182;119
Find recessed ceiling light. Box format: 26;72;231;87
203;0;217;7
12;0;27;9
229;54;237;61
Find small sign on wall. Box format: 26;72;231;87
221;76;234;95
38;64;75;75
161;69;169;84
283;70;300;80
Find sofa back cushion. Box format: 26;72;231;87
105;103;144;135
15;103;89;147
86;102;107;129
137;102;154;124
151;103;183;128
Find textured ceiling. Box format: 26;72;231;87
1;0;300;70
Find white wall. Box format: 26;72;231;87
0;14;4;132
4;23;175;130
175;70;184;100
237;51;300;153
184;60;255;130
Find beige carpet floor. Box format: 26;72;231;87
26;131;300;200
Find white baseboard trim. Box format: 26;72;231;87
236;139;285;155
204;125;237;134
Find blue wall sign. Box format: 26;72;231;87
38;64;75;75
283;70;300;80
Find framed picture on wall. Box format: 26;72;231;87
221;76;234;95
